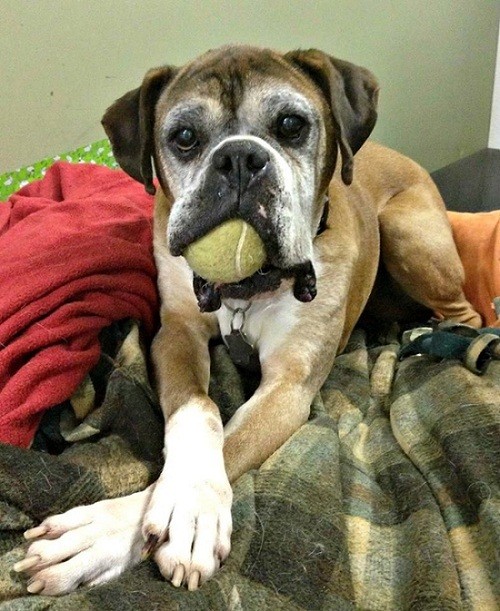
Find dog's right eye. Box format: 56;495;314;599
276;114;306;142
172;128;199;152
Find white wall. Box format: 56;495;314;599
489;23;500;149
2;1;500;173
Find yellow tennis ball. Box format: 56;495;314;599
184;219;266;284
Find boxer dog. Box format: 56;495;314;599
15;45;481;595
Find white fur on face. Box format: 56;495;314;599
157;97;224;200
157;84;327;268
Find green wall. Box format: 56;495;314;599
1;0;499;173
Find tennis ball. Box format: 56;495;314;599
184;219;266;284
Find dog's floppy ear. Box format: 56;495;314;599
101;66;177;194
284;49;379;185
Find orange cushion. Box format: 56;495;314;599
448;210;500;327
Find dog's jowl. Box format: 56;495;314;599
15;45;480;595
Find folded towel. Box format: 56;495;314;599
0;162;158;447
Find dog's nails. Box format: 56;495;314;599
24;525;48;540
13;555;41;572
188;570;201;591
141;533;159;560
171;565;185;587
26;579;45;594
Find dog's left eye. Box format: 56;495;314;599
276;115;306;141
172;128;199;152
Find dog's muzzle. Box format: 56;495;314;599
168;139;281;258
193;260;317;312
168;138;318;310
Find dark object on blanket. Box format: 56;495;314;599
400;321;500;374
1;324;499;609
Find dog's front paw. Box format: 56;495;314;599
13;489;151;595
142;465;232;590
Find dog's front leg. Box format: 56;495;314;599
144;314;232;591
15;277;231;595
223;294;349;484
223;377;314;483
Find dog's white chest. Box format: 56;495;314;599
217;292;300;364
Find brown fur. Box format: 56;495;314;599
110;45;482;581
16;46;483;597
151;137;480;482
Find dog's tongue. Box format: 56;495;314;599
192;262;317;312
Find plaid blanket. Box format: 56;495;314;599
0;321;498;610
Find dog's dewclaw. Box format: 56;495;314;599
24;525;48;540
141;533;159;560
13;555;41;572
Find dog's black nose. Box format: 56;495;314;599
212;141;270;194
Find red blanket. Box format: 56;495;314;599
0;163;158;447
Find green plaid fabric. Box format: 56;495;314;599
1;323;498;610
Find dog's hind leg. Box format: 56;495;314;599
378;182;482;328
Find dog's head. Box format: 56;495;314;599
102;46;379;303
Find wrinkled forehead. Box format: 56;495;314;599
155;47;325;127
